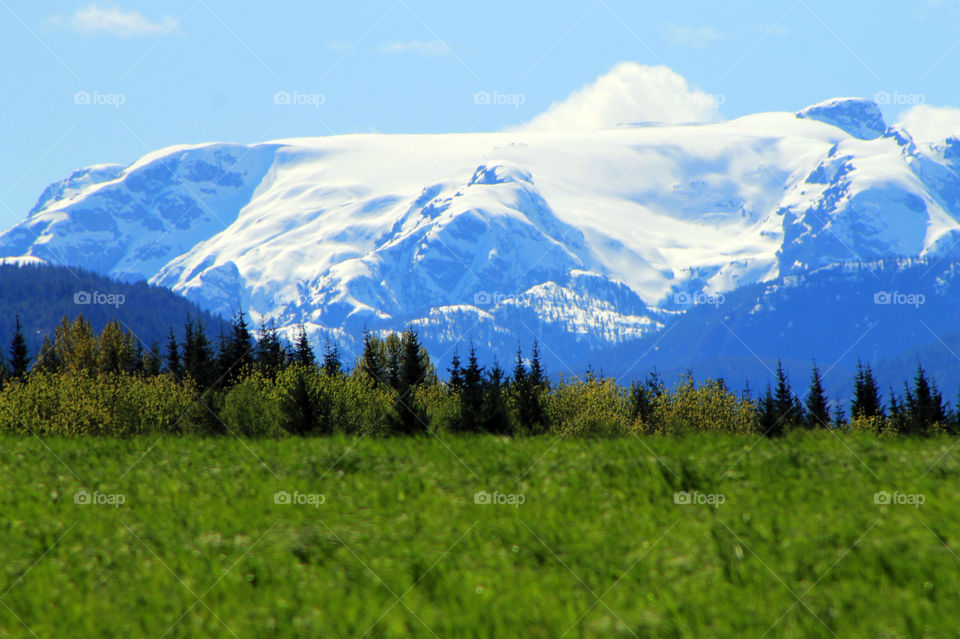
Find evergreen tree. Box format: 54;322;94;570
280;369;328;435
385;333;402;390
357;330;386;385
391;330;429;434
292;324;316;368
804;361;829;429
529;340;547;389
143;341;163;377
8;315;30;379
628;380;655;425
183;318;216;389
218;311;255;385
97;320;138;374
256;320;286;378
456;344;484;432
851;360;883;419
757;384;782;437
832;402;846;429
480;361;512;434
510;344;547;434
447;351;464;394
36;335;60;373
321;337;342;377
903;365;946;434
165;328;182;378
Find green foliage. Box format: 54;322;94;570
545;374;634;436
651;375;757;434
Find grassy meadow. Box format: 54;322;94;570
2;432;960;638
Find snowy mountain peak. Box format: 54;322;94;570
796;98;887;140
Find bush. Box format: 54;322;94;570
0;372;194;436
649;376;756;434
545;376;635;436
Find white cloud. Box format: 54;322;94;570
70;6;178;37
896;104;960;144
520;63;723;131
663;24;722;47
379;40;450;57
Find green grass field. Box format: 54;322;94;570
2;432;960;638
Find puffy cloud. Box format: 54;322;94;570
520;63;722;131
896;104;960;144
71;6;178;37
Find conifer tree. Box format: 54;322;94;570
851;359;883;419
321;337;342;377
480;361;512;434
165;328;182;378
804;361;829;429
256;320;285;378
8;315;30;379
292;324;316;368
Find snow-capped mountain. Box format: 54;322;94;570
2;98;960;368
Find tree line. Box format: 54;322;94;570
0;313;956;437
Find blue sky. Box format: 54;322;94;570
1;0;959;228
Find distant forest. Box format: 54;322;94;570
0;308;954;438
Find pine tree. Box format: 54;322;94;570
903;365;946;435
757;384;781;437
292;324;316;368
832;402;846;429
851;359;883;420
456;344;484;432
8;315;30;379
256;320;286;378
218;311;255;385
392;330;429;434
480;361;512;434
447;351;464;394
773;360;802;430
97;320;138;374
165;328;182;378
804;361;829;429
358;330;387;385
529;340;547;390
321;337;342;377
628;380;654;425
385;333;402;390
183;318;216;389
511;344;547;434
36;335;60;373
143;341;163;376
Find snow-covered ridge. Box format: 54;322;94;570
2;98;960;361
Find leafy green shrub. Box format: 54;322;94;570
545;376;634;436
649;376;756;434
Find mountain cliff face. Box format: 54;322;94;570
2;98;959;368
